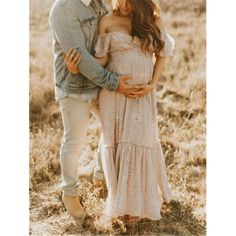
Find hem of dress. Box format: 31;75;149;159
104;141;161;150
102;211;162;221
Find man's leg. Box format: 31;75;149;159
59;97;90;218
89;99;105;185
94;134;104;182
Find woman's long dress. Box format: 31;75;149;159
94;31;175;220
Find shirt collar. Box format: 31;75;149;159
80;0;92;7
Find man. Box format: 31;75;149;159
49;0;144;222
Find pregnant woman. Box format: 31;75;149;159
65;0;175;223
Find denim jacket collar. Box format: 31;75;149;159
80;0;92;7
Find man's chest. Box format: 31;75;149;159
77;1;107;29
76;1;108;50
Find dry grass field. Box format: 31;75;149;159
29;0;206;235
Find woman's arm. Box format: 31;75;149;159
95;57;108;67
127;17;167;98
138;17;166;93
148;17;166;87
149;55;166;88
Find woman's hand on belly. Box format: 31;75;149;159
125;84;155;98
117;75;149;98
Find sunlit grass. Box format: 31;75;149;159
30;0;206;235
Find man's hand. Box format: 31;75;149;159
117;76;154;98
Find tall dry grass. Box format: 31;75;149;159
30;0;206;235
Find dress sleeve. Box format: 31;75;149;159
158;32;175;57
94;33;112;58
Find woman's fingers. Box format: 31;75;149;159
72;53;81;64
74;56;81;67
69;58;81;71
69;54;81;72
126;92;144;97
65;48;72;60
126;94;138;98
68;49;77;62
63;48;81;74
65;49;72;65
65;53;81;75
65;48;79;64
125;87;149;98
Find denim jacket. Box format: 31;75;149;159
49;0;119;96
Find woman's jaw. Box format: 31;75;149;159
119;7;132;16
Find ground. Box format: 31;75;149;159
30;0;206;235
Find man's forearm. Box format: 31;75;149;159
76;47;119;90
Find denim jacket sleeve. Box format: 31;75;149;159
49;1;119;90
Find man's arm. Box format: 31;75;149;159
49;1;119;90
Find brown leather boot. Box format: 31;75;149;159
62;192;85;220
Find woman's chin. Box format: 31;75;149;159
120;9;131;16
120;10;131;16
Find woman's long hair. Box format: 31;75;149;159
113;0;164;52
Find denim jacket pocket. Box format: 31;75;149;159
80;16;98;49
80;17;91;27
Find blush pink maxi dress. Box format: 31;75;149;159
94;31;175;220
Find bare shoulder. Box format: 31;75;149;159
98;13;116;33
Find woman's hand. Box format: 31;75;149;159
125;84;155;98
64;48;81;74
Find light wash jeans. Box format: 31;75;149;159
59;97;103;196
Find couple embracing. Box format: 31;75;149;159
49;0;175;225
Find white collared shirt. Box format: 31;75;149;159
80;0;92;7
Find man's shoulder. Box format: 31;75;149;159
49;0;82;20
50;0;81;14
52;0;81;7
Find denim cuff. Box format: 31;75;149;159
108;73;120;90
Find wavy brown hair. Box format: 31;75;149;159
113;0;164;52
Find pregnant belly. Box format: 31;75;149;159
107;53;154;85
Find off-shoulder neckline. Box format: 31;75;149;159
98;31;167;39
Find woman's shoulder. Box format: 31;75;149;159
99;13;117;33
100;13;118;26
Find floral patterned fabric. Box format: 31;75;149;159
95;31;175;220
